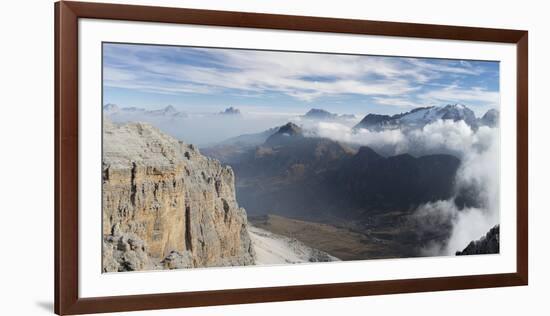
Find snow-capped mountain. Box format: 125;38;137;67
399;104;478;127
353;104;497;131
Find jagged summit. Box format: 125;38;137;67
265;122;303;145
277;122;303;136
436;104;477;126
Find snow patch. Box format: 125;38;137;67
249;226;339;265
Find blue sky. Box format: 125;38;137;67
103;43;499;116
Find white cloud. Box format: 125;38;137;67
418;84;499;110
408;58;484;76
103;44;499;112
371;96;429;109
105;47;419;101
304;119;500;255
304;119;494;158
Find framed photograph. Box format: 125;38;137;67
55;1;528;315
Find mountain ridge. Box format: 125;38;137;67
230;126;460;220
353;104;498;131
103;104;187;118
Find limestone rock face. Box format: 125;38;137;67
102;119;255;272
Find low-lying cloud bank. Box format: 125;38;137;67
303;120;500;255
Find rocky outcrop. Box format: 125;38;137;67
233;136;459;218
161;250;194;270
102;119;254;272
456;225;500;255
103;232;154;272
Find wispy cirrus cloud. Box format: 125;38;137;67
103;43;499;114
418;84;500;111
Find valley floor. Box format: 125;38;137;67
249;214;428;261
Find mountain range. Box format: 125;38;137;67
103;104;187;118
200;120;469;257
204;103;497;167
226;122;460;221
103;104;246;119
210;104;496;147
353;104;498;131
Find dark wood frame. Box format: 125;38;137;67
55;1;528;315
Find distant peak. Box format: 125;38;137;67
103;103;120;114
164;105;176;112
265;122;303;145
306;108;330;115
479;108;499;127
303;108;337;119
219;107;241;115
104;103;119;110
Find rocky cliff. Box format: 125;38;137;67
102;119;254;272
